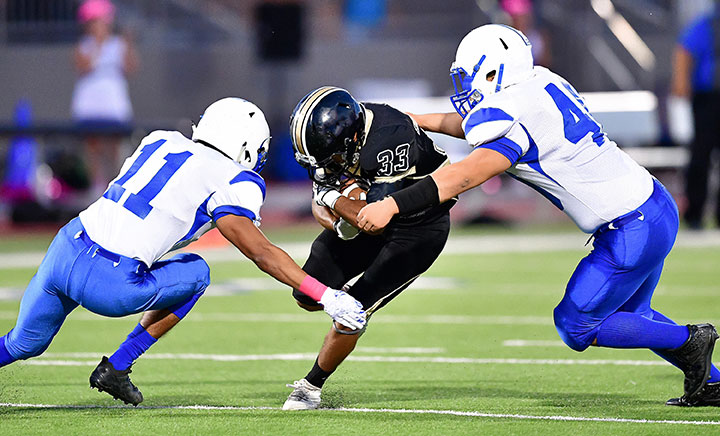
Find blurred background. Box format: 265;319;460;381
0;0;717;232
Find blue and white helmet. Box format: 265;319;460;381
192;98;271;172
450;24;534;118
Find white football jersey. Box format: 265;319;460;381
79;130;265;265
463;67;654;233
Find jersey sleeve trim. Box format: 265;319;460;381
230;171;266;200
474;136;522;164
464;107;514;132
212;205;257;222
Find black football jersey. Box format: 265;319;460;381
348;103;455;223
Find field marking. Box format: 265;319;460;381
0;276;460;301
2;229;720;271
504;340;567;347
0;402;717;426
29;352;671;367
0;310;553;325
354;346;445;354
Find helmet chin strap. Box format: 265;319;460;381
195;139;234;161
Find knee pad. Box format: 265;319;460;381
333;321;367;336
553;303;595;352
5;331;53;360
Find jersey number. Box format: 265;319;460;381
377;143;410;176
102;139;192;219
545;83;604;147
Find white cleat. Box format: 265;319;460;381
282;379;322;410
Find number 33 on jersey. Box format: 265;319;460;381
79;130;266;266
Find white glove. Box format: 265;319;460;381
320;288;366;330
333;217;360;240
313;182;342;209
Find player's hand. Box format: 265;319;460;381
333;217;360;240
320;288;366;330
313;182;342;209
357;197;399;232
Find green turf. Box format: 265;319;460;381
1;229;719;435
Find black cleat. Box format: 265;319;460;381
666;382;720;407
664;324;719;399
89;356;144;406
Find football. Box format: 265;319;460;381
341;179;367;201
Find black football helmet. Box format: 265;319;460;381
290;86;366;186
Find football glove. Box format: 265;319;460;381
313;182;342;209
320;288;366;330
333;217;360;240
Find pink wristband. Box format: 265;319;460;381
299;275;328;302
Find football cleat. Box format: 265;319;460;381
89;356;144;406
282;379;322;410
666;382;720;407
664;324;719;399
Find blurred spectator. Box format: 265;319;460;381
500;0;551;67
71;0;138;197
671;1;720;230
343;0;387;43
0;100;37;206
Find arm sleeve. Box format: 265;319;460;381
208;170;266;225
471;122;530;166
462;103;517;147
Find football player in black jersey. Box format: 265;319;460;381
282;86;455;409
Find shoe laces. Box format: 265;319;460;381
286;379;320;392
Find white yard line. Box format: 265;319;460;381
0;402;717;426
29;352;671;367
503;340;568;347
0;310;553;325
3;229;720;271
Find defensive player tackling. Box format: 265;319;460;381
0;97;366;406
358;24;720;407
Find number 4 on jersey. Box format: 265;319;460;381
103;139;192;219
545;83;604;146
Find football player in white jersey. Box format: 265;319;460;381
0;98;366;406
357;24;720;407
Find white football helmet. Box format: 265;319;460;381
450;24;534;117
192;98;271;172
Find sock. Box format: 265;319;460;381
166;291;204;320
0;335;16;368
126;323;147;340
305;358;333;388
108;324;157;371
650;310;720;382
595;311;690;349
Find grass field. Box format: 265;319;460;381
1;225;719;435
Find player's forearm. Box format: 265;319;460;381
332;196;366;229
312;202;337;232
250;244;309;290
409;112;464;139
431;162;486;202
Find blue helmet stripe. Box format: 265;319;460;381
495;63;505;93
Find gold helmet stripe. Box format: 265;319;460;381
291;86;343;156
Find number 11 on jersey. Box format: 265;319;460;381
103;139;193;219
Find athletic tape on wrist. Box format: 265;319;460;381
299;275;328;302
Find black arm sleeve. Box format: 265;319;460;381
388;176;440;215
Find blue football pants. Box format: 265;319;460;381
3;217;210;360
554;179;680;351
